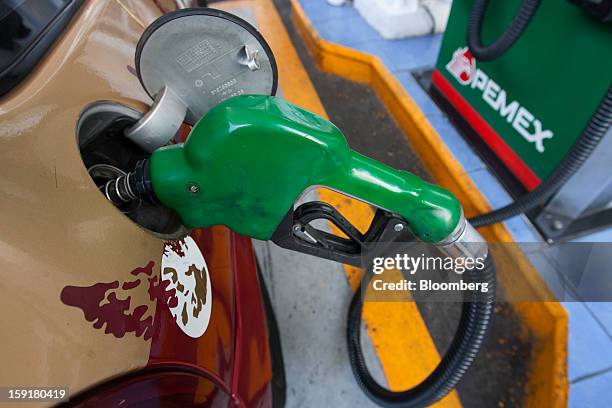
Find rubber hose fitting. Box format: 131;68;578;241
104;159;157;207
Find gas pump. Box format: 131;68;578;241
97;8;496;408
433;0;612;239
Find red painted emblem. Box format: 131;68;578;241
60;261;177;340
446;46;476;85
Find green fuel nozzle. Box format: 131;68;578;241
127;95;483;264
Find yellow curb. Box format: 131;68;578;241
217;1;462;406
290;1;568;406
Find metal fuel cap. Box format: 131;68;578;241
135;8;278;125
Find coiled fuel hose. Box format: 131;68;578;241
467;0;542;61
347;256;496;407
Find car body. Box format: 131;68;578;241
0;1;279;406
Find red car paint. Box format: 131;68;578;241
230;233;274;407
150;230;274;407
61;228;274;407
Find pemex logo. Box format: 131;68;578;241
445;46;554;154
446;47;476;85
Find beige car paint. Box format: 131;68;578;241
117;0;173;27
0;0;169;403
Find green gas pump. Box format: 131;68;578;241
435;0;611;188
433;0;612;238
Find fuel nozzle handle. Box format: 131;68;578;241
147;95;465;245
321;150;462;243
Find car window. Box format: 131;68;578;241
0;0;83;96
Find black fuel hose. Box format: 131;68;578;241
469;86;612;228
347;256;496;407
467;0;542;61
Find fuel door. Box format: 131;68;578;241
126;8;278;151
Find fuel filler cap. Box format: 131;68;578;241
135;8;278;125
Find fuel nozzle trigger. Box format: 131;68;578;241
271;201;408;267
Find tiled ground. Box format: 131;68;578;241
298;0;612;405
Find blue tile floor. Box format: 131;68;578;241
297;0;612;405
